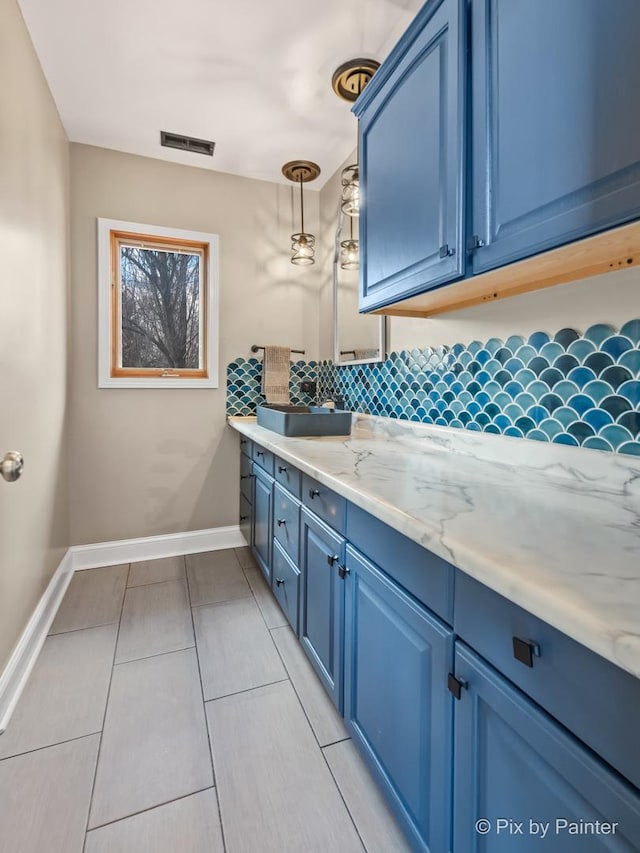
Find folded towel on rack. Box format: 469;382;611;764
354;348;379;360
262;346;291;404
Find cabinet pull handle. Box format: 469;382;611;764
278;465;287;473
277;518;286;527
327;554;338;566
447;673;466;700
240;515;248;521
309;488;320;499
439;243;455;258
468;234;486;250
240;474;250;480
275;577;285;587
240;439;247;445
512;637;541;668
256;451;264;457
338;564;349;580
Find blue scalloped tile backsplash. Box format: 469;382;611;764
227;319;640;456
226;359;318;416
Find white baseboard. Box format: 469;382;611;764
71;525;248;570
0;525;249;733
0;549;75;735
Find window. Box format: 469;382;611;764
98;219;219;388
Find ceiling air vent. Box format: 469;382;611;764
160;131;215;157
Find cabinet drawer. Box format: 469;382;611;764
302;474;346;535
346;504;453;625
273;483;300;564
272;539;300;634
252;444;274;476
240;453;253;502
239;436;253;458
239;492;251;546
274;456;301;499
455;572;640;789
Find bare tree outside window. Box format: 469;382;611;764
120;245;201;369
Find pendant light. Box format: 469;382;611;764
340;215;359;270
282;160;321;265
331;58;380;218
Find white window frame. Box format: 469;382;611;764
98;218;219;389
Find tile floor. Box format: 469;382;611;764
0;547;411;853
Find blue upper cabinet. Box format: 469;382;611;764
356;0;640;313
354;0;466;312
470;0;640;274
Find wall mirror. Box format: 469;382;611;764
333;208;386;366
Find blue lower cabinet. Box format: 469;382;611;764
344;545;454;853
239;492;252;549
299;507;346;710
252;465;273;583
272;539;300;635
452;643;640;852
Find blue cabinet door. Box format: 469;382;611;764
252;465;273;583
453;643;640;852
239;492;252;550
355;0;466;312
471;0;640;274
344;545;454;853
299;507;345;710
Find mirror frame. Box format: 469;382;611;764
332;209;387;367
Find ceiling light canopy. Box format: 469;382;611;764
282;160;321;266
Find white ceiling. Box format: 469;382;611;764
18;0;422;187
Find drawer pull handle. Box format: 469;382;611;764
278;465;287;473
240;474;251;481
275;577;285;587
338;564;349;580
277;518;286;527
240;515;248;521
512;637;541;668
447;673;467;700
256;451;264;457
327;554;338;566
240;439;247;445
309;488;320;499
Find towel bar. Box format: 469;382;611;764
251;345;305;355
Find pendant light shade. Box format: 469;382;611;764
340;164;360;217
291;232;315;265
282;160;321;266
340;215;359;270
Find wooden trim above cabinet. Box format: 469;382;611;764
373;220;640;317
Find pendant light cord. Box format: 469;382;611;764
299;176;305;234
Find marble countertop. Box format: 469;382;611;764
228;413;640;680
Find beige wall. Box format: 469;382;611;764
388;268;640;352
0;0;70;669
69;144;321;545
